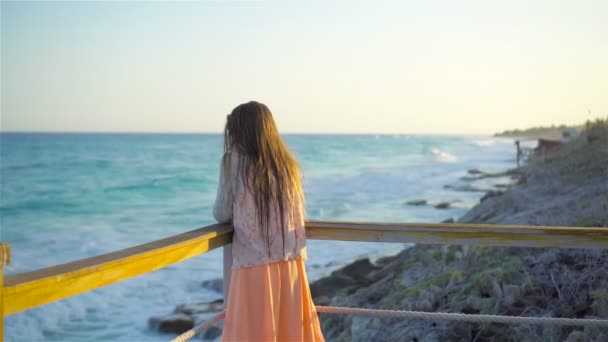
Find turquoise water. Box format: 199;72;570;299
1;133;515;341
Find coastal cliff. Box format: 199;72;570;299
313;121;608;341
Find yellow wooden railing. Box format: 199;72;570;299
1;221;608;341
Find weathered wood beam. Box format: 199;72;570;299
4;221;606;316
306;221;608;249
3;224;232;315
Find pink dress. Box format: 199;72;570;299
213;151;325;342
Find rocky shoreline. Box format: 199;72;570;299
312;124;608;341
150;122;607;341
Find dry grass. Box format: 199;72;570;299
526;117;608;184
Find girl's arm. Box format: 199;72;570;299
213;152;236;305
223;243;233;303
213;152;234;223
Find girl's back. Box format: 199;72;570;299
214;150;308;269
213;101;324;341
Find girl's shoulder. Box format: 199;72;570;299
225;149;244;172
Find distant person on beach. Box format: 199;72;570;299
213;101;325;341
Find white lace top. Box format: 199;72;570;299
212;151;308;269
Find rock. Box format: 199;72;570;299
502;284;522;306
564;331;588;342
202;326;222;340
400;262;440;287
441;218;455;223
417;290;436;310
340;258;379;281
429;285;443;296
149;314;194;334
444;184;488;192
480;190;504;202
314;295;332;306
460;170;511;181
414;298;433;311
175;299;224;315
463;296;494;313
324;261;338;267
405;199;427;206
310;258;379;300
201;278;223;294
434;201;451;209
350;316;374;339
375;255;398;265
468;168;483;175
490;278;503;299
310;271;355;299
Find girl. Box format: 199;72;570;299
213;101;325;341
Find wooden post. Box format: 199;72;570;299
515;140;521;167
0;243;11;342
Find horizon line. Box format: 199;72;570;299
0;130;499;136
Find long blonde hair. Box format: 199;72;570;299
224;101;304;255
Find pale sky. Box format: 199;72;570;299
1;0;607;134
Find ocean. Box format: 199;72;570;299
0;133;516;341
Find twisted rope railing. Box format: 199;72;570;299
170;305;608;341
170;312;225;342
316;306;608;327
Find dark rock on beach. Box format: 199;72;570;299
375;254;400;266
149;299;224;336
459;169;523;182
444;184;490;192
405;199;427;206
310;258;379;299
201;278;224;294
339;258;379;281
434;201;451;209
148;314;195;334
480;190;504;202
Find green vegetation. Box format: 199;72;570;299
591;290;608;316
571;215;608;228
470;263;518;292
494;116;607;139
523;275;538;288
495;123;580;138
379;246;523;311
553;117;608;184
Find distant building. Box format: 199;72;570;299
561;128;579;143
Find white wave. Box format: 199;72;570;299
474;139;497;146
431;148;458;162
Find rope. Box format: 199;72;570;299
316;306;608;328
170;312;225;342
170;306;608;341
